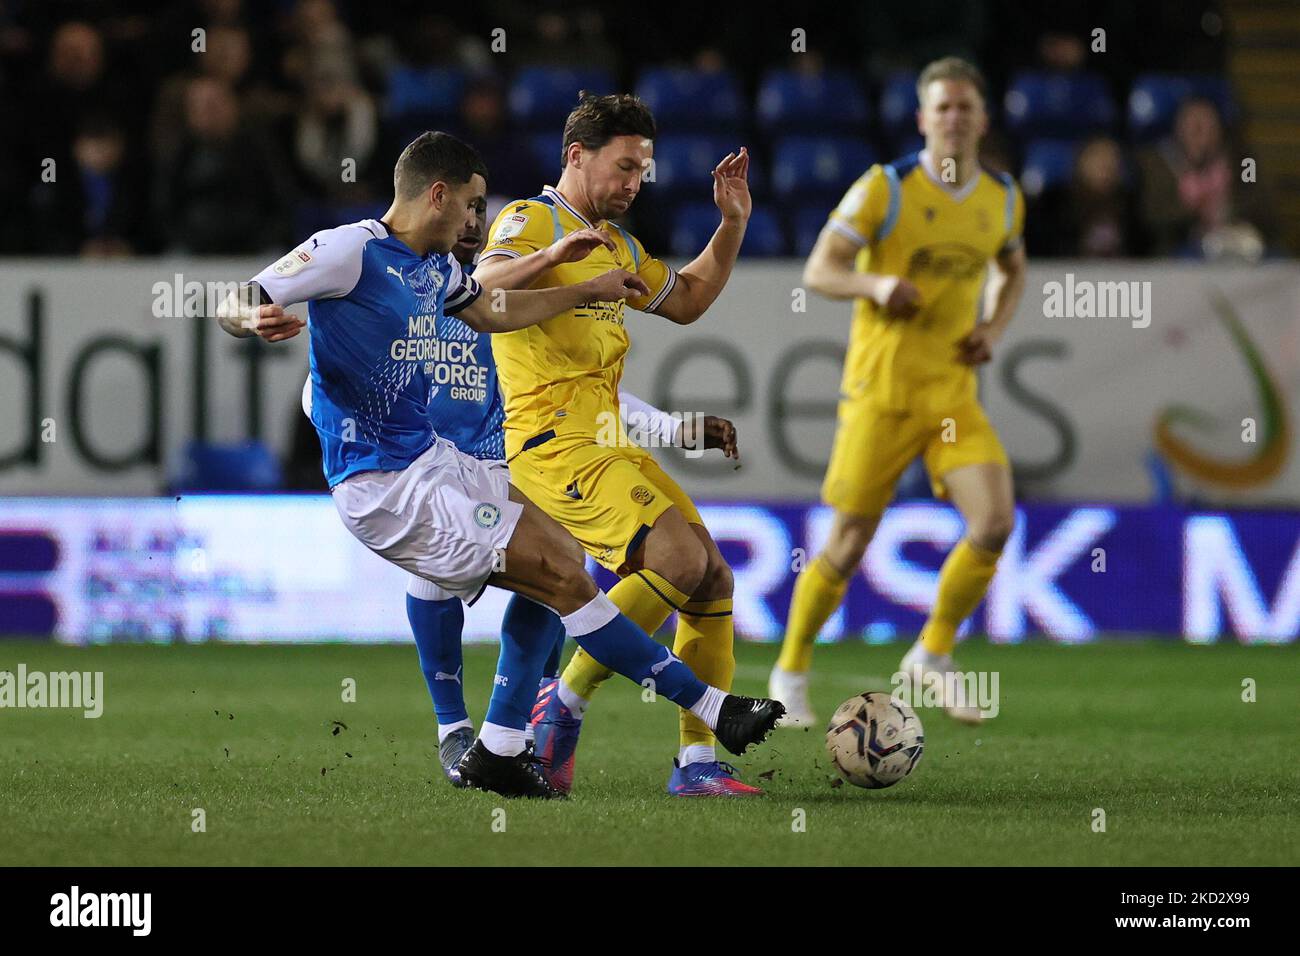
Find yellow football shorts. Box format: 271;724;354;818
509;433;703;571
822;398;1009;517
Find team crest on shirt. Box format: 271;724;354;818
630;485;655;505
474;502;502;528
272;249;312;276
494;214;529;241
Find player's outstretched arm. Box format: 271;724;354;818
653;148;751;325
473;227;615;291
803;227;921;319
459;269;650;334
618;392;740;462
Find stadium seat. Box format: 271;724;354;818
1127;73;1235;142
649;135;761;198
169;441;284;493
635;67;745;130
771;136;876;201
1003;71;1116;139
756;69;869;133
1019;139;1079;198
527;131;563;173
792;205;832;256
386;66;466;121
509;67;615;128
670;202;785;257
879;70;919;141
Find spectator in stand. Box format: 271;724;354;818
281;0;356;90
28;114;149;255
293;62;378;203
151;24;289;165
1138;97;1275;259
154;76;294;253
455;76;540;207
1027;136;1148;257
24;23;130;172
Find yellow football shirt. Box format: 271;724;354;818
827;150;1025;415
480;185;676;458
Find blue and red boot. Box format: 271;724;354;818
531;678;583;795
667;759;764;797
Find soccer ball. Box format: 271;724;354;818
825;692;925;789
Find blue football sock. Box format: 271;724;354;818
560;593;707;709
487;595;565;730
407;593;468;726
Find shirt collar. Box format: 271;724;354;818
542;185;594;227
919;149;981;202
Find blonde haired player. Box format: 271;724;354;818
769;57;1028;725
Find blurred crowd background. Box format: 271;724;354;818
0;0;1294;261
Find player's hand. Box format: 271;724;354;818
584;268;651;302
546;227;616;266
712;147;752;223
703;415;740;463
679;414;741;467
241;304;306;342
956;324;1001;365
872;276;922;319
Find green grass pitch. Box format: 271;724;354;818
1;639;1296;866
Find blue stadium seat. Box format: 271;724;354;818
386;66;466;121
1019;139;1079;197
771;136;876;201
169;441;284;493
670;202;785;257
792;206;832;256
756;69;869;133
1003;71;1116;139
879;71;919;141
649;135;756;197
1127;73;1235;142
509;67;615;128
527;132;563;173
635;68;745;130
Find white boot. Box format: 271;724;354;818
898;640;983;725
768;666;817;727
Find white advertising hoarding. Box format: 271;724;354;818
1;260;1298;503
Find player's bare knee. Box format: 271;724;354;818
695;550;733;600
825;515;875;573
969;513;1013;552
655;539;707;596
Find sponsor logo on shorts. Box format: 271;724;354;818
474;503;502;528
630;485;655;506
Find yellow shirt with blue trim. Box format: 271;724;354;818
827;150;1025;414
480;185;676;458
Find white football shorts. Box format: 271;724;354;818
332;436;522;604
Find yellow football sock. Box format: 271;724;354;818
776;555;849;673
919;538;1002;656
560;569;685;701
674;597;734;747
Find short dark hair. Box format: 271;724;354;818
560;91;656;167
393;131;487;200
